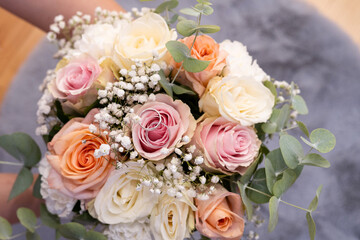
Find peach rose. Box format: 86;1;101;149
194;117;261;175
195;185;245;240
132;94;196;161
46;109;114;199
171;35;227;96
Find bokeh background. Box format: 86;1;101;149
0;0;359;239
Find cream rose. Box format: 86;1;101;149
199;76;275;126
220;40;270;82
150;194;196;240
90;161;157;224
113;12;177;68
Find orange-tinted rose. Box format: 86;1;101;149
171;35;227;96
46;109;114;199
195;185;245;240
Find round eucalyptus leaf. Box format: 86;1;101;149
17;208;37;233
309;128;336;153
0;217;12;240
59;223;86;240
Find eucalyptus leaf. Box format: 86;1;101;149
176;19;197;37
179;8;200;17
84;230;107;240
279;135;303;169
197;25;220;34
268;196;279;232
158;70;173;98
169;14;179;24
306;213;316;240
17;208;37;233
292;95;308;115
240;151;262;184
9;167;33;200
309;128;336;153
297;121;309;137
26;231;41;240
165;41;189;62
301;153;330;168
246;168;272;204
73;212;97;226
261;122;277;134
172;84;196;95
264;157;276;194
237;182;253;221
197;0;212;5
308;185;323;212
183;57;210;73
194;3;214;15
33;175;42;199
59;223;86;240
0;217;12;240
263;80;277;97
0;132;41;168
40;204;60;229
273;169;297;197
155;0;179;13
276;104;291;131
54;100;70;124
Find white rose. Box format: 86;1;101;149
113;12;177;69
39;156;76;218
220;40;270;82
199;76;275;126
150;194;196;240
104;220;152;240
89;161;157;224
73;21;129;59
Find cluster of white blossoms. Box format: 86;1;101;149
274;80;302;121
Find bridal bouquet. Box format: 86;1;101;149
0;1;336;240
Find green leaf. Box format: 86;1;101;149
197;0;212;5
0;132;41;168
197;25;220;34
306;213;316;240
33;175;42;199
237;182;253;221
55;230;61;240
84;231;107;240
59;223;86;240
279;135;303;169
263;80;277;97
240;151;262;184
0;217;12;240
246;168;272;204
172;84;196;95
309;128;336;153
17;208;37;233
262;104;290;134
273;169;297;197
9;167;33;200
301;153;330;168
308;185;323;212
264;157;276;194
155;0;179;13
73;212;97;226
176;19;198;37
297;121;309;138
183;57;210;73
268;196;279;232
158;70;173;98
40;204;60;229
26;231;41;240
165;40;189;62
168;13;179;24
180;8;200;17
292;95;308;115
194;4;214;15
54;100;70;124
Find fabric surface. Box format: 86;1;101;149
1;0;359;239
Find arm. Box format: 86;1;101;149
0;174;42;224
0;0;125;32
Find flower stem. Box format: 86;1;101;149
0;161;22;167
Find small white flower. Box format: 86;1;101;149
137;159;145;166
130;151;138;159
194;156;204;165
197;193;209;201
199;176;206;185
187;145;196;153
169;164;177;173
187;188;197;198
156;163;165;171
142;179;151;187
183;153;192;162
151;63;160;72
170;157;180;166
167;188;176;197
99;144;111;155
155;189;161;195
175;192;183;198
160;147;169;155
211;175;220;184
89;124;97;133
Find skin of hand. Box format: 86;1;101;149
0;0;125;31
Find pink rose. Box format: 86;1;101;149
47;109;114;199
132;94;196;160
194;117;261;174
49;56;102;103
171;35;228;96
195;185;245;240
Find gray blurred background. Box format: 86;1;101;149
1;0;359;239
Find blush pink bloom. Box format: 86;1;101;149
195;185;245;240
132;94;196;161
46;109;114;199
49;56;102;103
194;117;261;175
171;35;228;96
